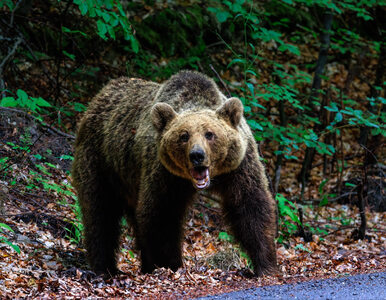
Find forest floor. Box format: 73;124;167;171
0;105;385;299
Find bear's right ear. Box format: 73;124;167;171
151;103;177;133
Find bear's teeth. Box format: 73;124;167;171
195;175;210;189
191;167;210;189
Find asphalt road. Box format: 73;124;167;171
197;272;386;300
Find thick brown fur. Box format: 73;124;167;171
72;70;277;276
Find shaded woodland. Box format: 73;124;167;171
0;0;385;298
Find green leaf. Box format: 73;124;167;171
227;58;246;68
319;196;329;207
130;36;139;53
9;241;21;253
318;179;328;194
0;236;21;253
335;112;343;122
16;89;28;102
78;1;88;15
0;97;17;107
246;82;254;97
45;162;57;169
327;144;335;154
128;250;135;258
101;12;110;23
218;231;233;241
59;155;74;161
107;25;116;40
71;102;86;112
0;223;14;232
247;119;263;131
278;43;300;56
284;154;298;160
295;244;311;253
256;28;282;42
62;50;75;61
216;11;231;23
2;0;15;9
244;105;251;113
96;20;107;39
35;97;51;107
33;154;42;160
324;103;339;112
62;26;87;37
246;69;257;76
231;3;243;13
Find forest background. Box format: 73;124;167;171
0;0;385;298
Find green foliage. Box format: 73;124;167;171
6;141;30;152
30;154;85;245
214;3;384;249
276;193;300;243
329;214;354;226
65;198;84;245
218;231;234;242
218;231;252;269
239;250;253;269
0;223;21;253
210;0;385;175
0;157;9;175
59;155;74;161
31;153;83;244
294;243;311;253
0;90;51;113
71;0;138;52
317;179;338;207
3;142;83;245
122;248;136;259
324;96;386;136
131;3;207;58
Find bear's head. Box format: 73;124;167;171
151;98;247;189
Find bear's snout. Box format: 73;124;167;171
188;145;210;189
189;145;206;166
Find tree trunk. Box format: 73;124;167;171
298;10;333;191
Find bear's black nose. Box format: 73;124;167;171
189;146;205;166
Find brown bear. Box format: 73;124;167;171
72;70;277;276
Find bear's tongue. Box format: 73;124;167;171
190;167;210;189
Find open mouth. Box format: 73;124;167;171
190;166;210;189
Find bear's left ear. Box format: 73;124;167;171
216;97;243;128
151;103;177;133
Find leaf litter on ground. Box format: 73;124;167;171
0;141;384;298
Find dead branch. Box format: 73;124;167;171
0;38;22;72
300;191;358;204
209;64;231;97
9;0;23;28
0;37;23;97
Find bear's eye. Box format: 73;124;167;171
205;131;214;141
179;132;190;143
